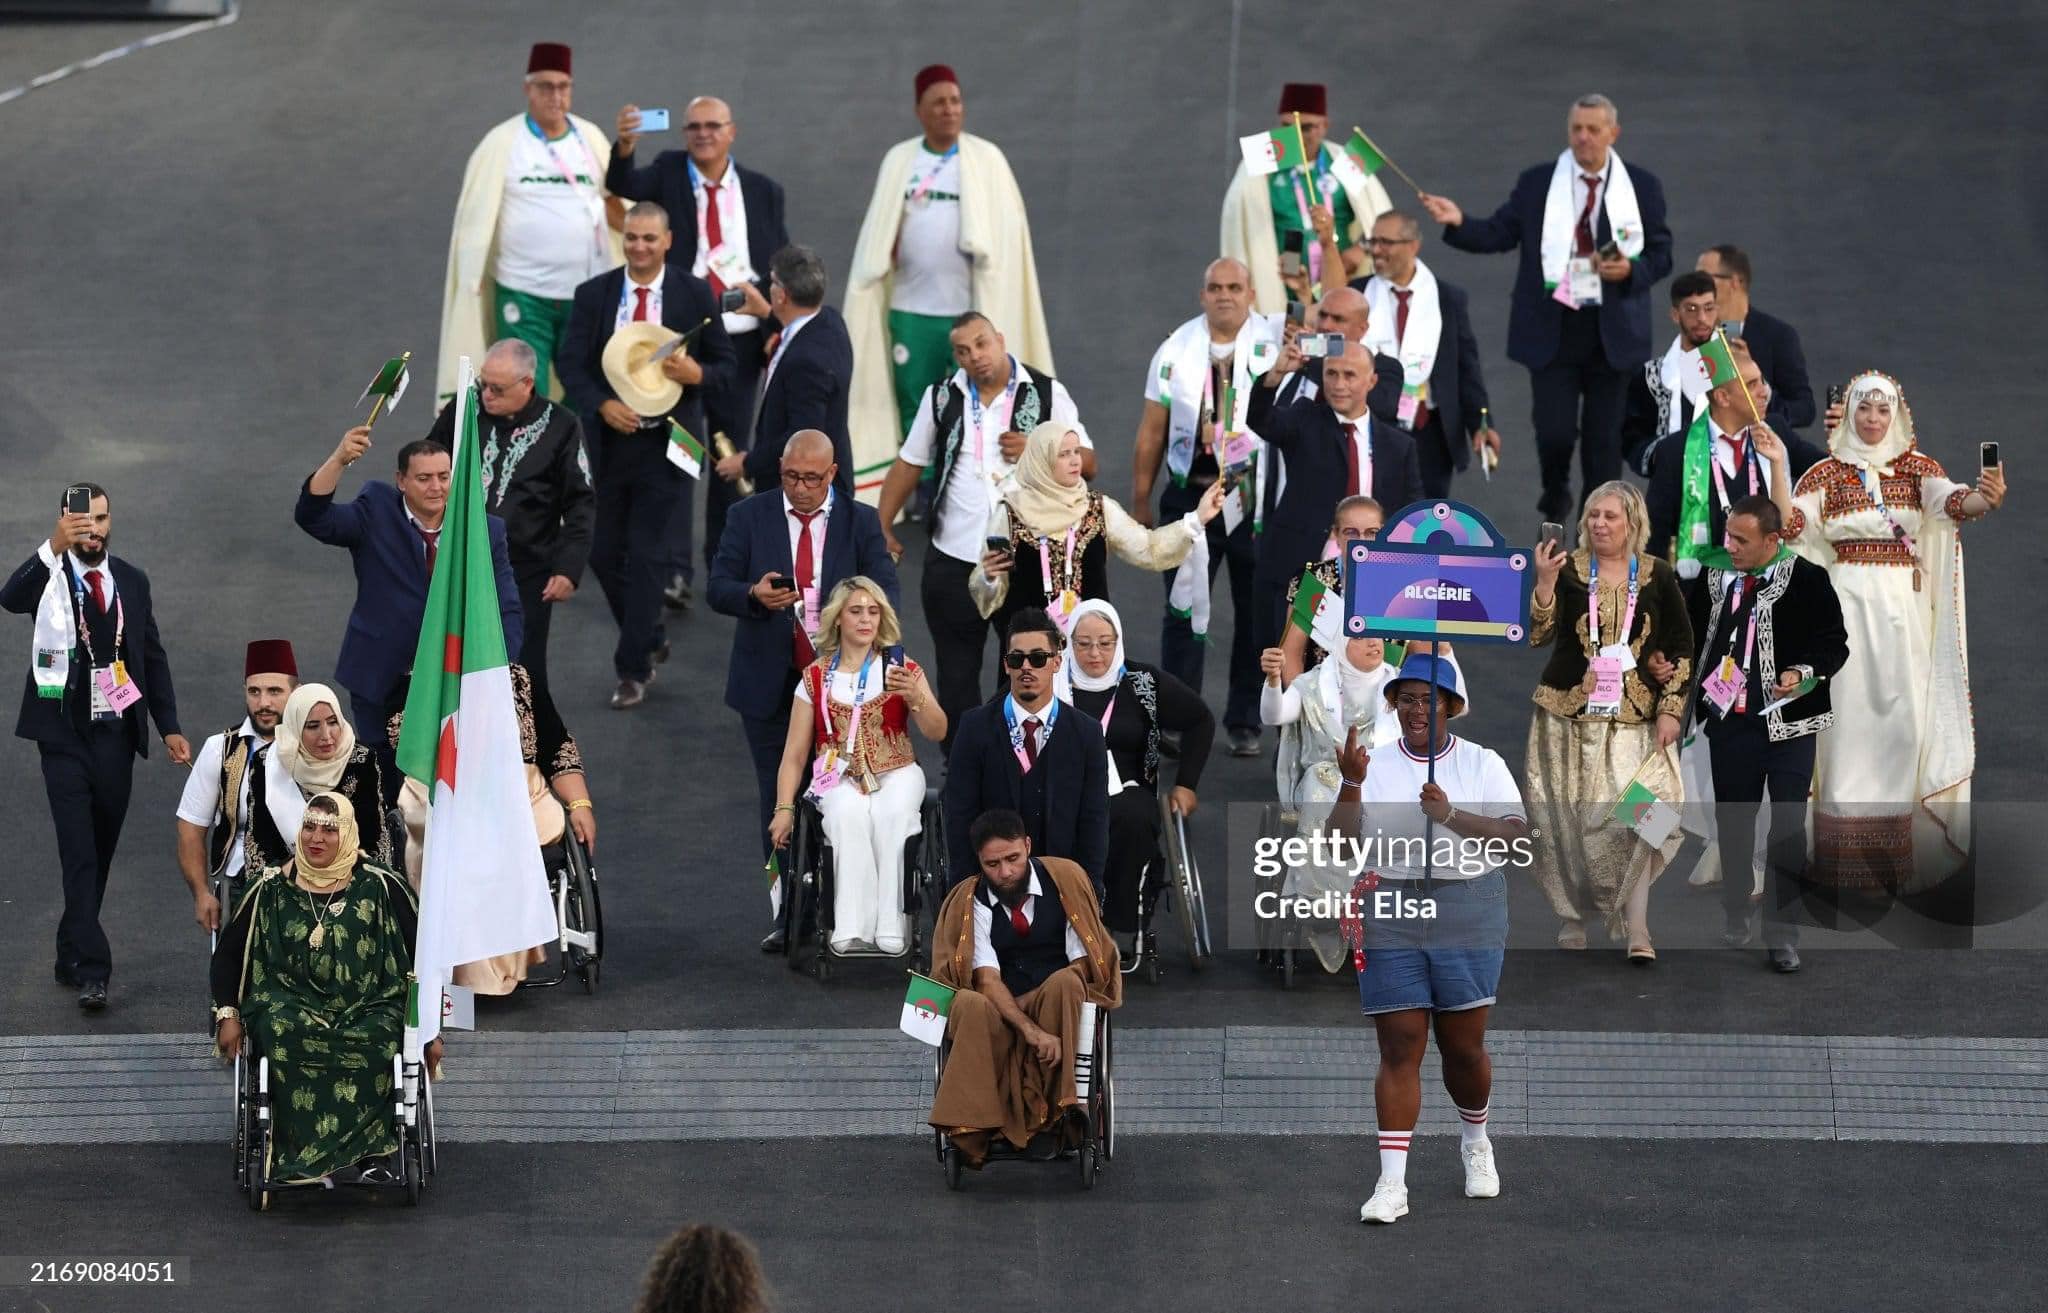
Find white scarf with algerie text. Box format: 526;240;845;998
1539;150;1644;290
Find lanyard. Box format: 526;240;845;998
824;652;876;760
1038;526;1079;603
1725;575;1761;712
67;561;124;666
1711;431;1760;511
527;116;605;238
1859;466;1920;559
1093;692;1117;734
907;144;958;204
1003;694;1057;771
1588;555;1640;649
966;359;1019;480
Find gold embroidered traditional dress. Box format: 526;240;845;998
1523;551;1692;937
1788;377;1974;893
799;655;925;952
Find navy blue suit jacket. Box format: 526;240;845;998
746;308;856;494
707;488;899;720
1348;274;1492;470
602;153;789;301
1442;160;1673;371
1250;405;1425;590
557;266;736;464
2;551;179;755
293;479;523;705
942;695;1109;887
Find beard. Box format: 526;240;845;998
75;535;108;565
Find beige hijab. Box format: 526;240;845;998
1004;422;1093;535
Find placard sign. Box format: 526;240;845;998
1343;500;1532;644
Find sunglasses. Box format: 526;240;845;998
1004;650;1056;669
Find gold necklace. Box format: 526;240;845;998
300;882;348;950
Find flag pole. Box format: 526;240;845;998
1354;127;1426;197
1292;112;1324;208
363;349;412;433
1718;327;1765;429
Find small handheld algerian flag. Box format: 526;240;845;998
1691;333;1739;390
900;971;956;1046
1239;122;1308;176
766;851;782;919
1760;673;1820;715
1330;129;1388;187
1289;568;1345;652
666;419;705;478
1609;778;1681;850
357;355;410;412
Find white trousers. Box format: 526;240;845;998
818;763;925;950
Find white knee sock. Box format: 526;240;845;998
1377;1129;1412;1186
1457;1103;1489;1147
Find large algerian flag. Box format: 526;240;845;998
396;357;556;1047
900;971;956;1046
1607;778;1680;850
1289;567;1345;652
1239;121;1308;176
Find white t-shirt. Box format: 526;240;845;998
175;720;265;881
1359;734;1525;881
890;146;972;316
494;123;607;300
899;365;1093;563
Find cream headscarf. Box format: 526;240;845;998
1003;422;1093;535
290;790;362;891
275;683;356;791
1828;371;1915;474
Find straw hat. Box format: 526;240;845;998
601;323;683;417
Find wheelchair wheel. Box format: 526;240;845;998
1078;1124;1098;1190
1143;935;1161;986
244;1057;271;1211
421;1071;438;1177
1100;1022;1116;1163
562;836;603;995
231;1050;247;1185
1160;798;1209;970
944;1140;963;1191
1280;945;1297;990
404;1137;422;1207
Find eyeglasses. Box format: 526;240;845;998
780;470;829;488
1071;638;1118;653
1004;650;1056;669
684;120;730;134
527;79;571;96
479;378;530;398
1392;692;1442;710
1365;236;1417;248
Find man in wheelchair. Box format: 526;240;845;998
210;792;439;1184
927;810;1119;1168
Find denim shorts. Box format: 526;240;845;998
1356;870;1508;1016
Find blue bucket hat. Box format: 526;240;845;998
1383;650;1468;719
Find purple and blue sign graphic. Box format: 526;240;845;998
1343;501;1533;644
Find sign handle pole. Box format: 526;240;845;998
1422;649;1439;898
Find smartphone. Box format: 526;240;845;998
64;485;92;515
984;535;1012;555
1539;521;1565;551
1218;466;1244;495
1981;442;2001;471
637;108;671;132
884;644;906;668
1285;299;1307;329
1298;333;1346;359
1596;239;1622;262
1826;383;1846;410
719;286;747;313
1278;251;1304;278
770;574;796;592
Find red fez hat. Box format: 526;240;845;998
527;42;572;77
914;64;959;103
245;639;298;679
1277;82;1327;117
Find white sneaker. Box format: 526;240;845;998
1358;1178;1409;1224
1462;1140;1500;1198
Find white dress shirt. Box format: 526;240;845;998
970;866;1089;971
175;718;265;880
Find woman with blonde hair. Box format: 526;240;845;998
971;421;1224;639
1525;480;1694;960
770;576;947;955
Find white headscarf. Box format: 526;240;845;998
275;682;355;791
1055;598;1126;699
1828;371;1915;474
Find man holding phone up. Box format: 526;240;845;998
3;485;189;1011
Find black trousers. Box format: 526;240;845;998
514;560;556;709
1414;415;1457;499
921;548;998;751
1529;308;1628;510
1103;785;1161;933
740;666;801;869
1157;480;1262;733
40;726;136;984
1706;714;1816;948
591;428;684;680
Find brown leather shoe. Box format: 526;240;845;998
609;679;646;710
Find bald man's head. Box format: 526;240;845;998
684;95;737;168
780;430;837;512
1315;286;1370;341
1200;259;1252;337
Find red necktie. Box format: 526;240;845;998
1022;718;1040;770
1393;289;1431;431
85;570;106;617
702;181;727;295
633;286;650;322
789;509;820;666
1342;421;1362;497
1009;900;1031;936
1575;173;1601;257
419;527;440;576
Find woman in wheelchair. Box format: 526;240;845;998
769;577;947;955
244;683;392;877
1054;600;1213;955
210;792;438;1183
388;663;592;992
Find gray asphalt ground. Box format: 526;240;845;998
1;2;2044;1307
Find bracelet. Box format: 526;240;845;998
565;799;593;812
212;1005;239;1025
1444;805;1461;826
773;803;797;815
1340;776;1364;790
